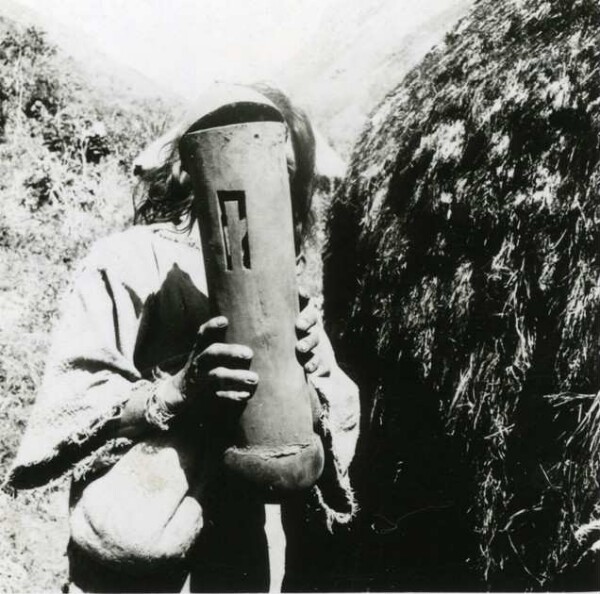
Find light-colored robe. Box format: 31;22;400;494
5;221;359;592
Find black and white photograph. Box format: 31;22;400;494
0;0;598;591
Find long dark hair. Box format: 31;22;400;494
133;84;316;246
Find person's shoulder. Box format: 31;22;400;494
76;222;205;297
82;224;156;270
82;222;200;272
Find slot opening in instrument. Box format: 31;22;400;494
217;190;251;270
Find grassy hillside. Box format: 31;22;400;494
0;18;175;591
325;0;599;589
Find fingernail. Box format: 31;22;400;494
306;361;316;372
216;317;227;327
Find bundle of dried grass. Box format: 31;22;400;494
325;0;599;589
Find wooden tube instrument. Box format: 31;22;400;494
179;121;324;496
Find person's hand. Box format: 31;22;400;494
295;301;331;378
164;316;258;414
118;316;256;437
139;304;332;434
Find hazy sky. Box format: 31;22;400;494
14;0;333;99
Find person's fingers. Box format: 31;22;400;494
197;343;253;370
199;316;228;333
296;328;320;356
207;367;259;393
215;390;253;402
296;303;319;336
304;354;320;374
303;354;332;377
195;316;228;350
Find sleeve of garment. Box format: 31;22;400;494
4;248;164;490
308;328;360;529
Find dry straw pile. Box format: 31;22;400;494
325;0;599;589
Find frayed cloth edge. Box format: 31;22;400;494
3;386;145;490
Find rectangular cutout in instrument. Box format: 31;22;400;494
217;191;251;270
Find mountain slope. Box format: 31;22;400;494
281;0;473;155
0;0;181;106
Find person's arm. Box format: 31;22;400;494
3;251;162;490
116;315;256;439
4;248;254;490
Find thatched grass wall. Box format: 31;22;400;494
324;0;599;589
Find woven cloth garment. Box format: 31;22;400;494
4;221;359;591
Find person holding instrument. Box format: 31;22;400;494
4;83;359;592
